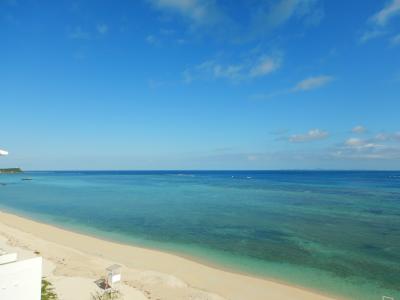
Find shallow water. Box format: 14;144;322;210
0;171;399;299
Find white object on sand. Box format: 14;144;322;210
106;264;122;288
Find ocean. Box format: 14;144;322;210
0;170;399;299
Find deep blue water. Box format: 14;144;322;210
0;170;399;299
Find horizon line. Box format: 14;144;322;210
18;169;400;172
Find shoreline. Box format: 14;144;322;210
0;208;332;294
0;210;338;300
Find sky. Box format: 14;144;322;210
1;0;400;170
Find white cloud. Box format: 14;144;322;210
333;137;397;159
361;0;400;43
359;29;386;43
251;0;323;36
345;136;392;151
255;0;302;30
352;125;366;134
0;149;8;156
251;74;333;100
371;0;400;26
185;53;281;82
327;132;400;160
148;0;222;26
148;0;323;42
289;129;329;143
294;75;333;91
250;55;282;77
345;138;365;147
344;137;388;150
97;24;109;35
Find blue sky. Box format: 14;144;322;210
1;0;400;170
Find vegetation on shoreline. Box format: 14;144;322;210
41;278;57;300
0;168;22;174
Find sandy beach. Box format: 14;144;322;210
0;211;337;300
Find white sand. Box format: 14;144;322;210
0;211;338;300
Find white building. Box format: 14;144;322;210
0;251;42;300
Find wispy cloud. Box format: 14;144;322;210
148;0;223;26
360;0;400;43
352;125;366;134
371;0;400;26
294;75;333;91
216;130;400;165
184;53;282;82
233;130;400;164
148;0;323;42
289;129;329;143
147;0;324;88
145;28;186;46
251;74;333;100
359;29;386;43
97;23;109;35
250;0;324;37
249;55;282;78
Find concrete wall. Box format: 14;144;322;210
0;256;42;300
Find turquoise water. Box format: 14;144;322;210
0;171;399;299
